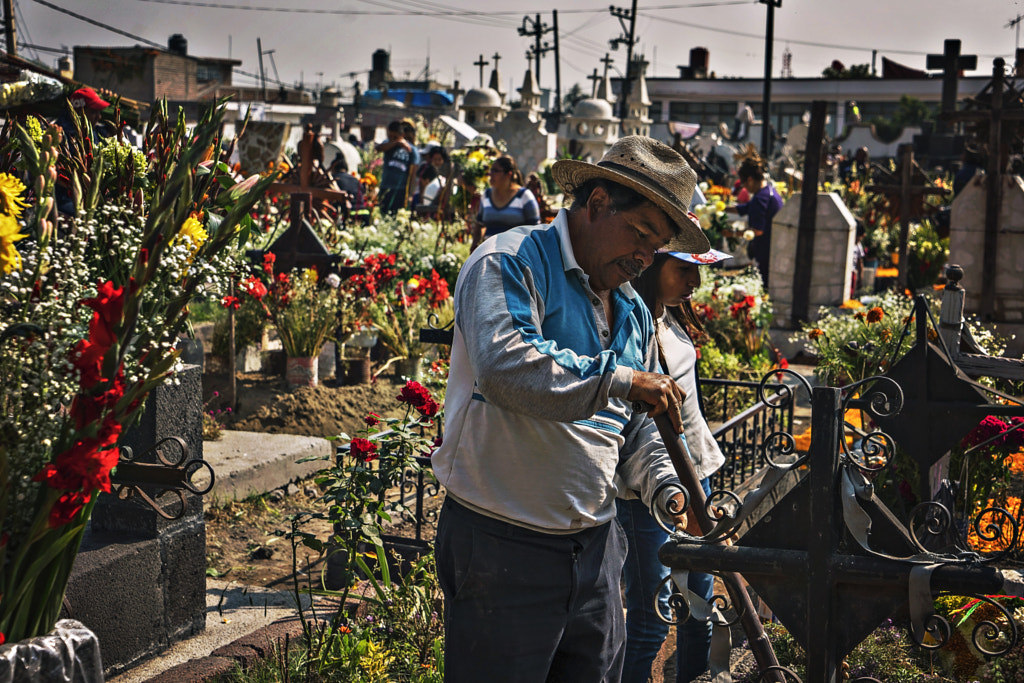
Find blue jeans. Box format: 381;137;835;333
617;479;715;683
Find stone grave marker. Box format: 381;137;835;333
67;364;214;675
949;173;1024;321
769;192;856;325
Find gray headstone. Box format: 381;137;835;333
949;174;1024;322
769;192;855;325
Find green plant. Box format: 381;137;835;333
294;381;441;612
736;620;954;682
202;393;231;440
906;219;949;292
0;99;276;642
793;290;917;386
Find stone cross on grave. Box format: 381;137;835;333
865;144;949;291
587;68;601;98
927;39;978;135
944;57;1024;317
491;52;502;74
474;54;489;88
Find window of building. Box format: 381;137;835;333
196;64;221;83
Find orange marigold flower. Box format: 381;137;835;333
866;307;884;324
854;311;866;321
808;328;824;340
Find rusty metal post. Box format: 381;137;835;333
896;144;913;292
806;386;844;682
228;279;237;410
651;414;783;682
981;58;1005;319
791;99;827;326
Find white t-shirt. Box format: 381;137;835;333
658;310;726;481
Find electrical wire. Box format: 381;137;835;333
129;0;751;15
31;0;165;49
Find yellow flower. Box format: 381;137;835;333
714;200;726;213
0;213;27;273
468;150;486;163
0;173;28;218
177;214;208;255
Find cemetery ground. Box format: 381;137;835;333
200;367;420;588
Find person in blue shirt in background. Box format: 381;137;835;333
375;120;416;215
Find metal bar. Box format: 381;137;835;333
651;413;783;681
806;386;843;682
896;144;913;292
982;58;1005;319
792;100;827;324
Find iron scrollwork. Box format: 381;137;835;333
110;436;216;520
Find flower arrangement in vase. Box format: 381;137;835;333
0;100;275;643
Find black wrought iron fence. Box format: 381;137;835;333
703;379;795;492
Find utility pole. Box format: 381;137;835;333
257;37;267;102
1008;14;1024;52
3;0;16;58
609;0;638;120
759;0;782;157
518;12;560;115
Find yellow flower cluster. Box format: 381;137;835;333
176;214;208;258
0;173;28;274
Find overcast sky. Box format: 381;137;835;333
17;0;1024;97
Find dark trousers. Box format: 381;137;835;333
436;497;627;683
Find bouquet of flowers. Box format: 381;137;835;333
239;255;345;358
356;253;452;362
0;101;275;643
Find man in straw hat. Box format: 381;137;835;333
433;136;711;681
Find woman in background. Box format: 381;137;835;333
471;155;540;249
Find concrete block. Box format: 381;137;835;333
66;533;165;671
203;431;333;502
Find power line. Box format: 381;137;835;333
130;0;748;15
647;12;1009;60
32;0;165;49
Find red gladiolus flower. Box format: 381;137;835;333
221;295;241;309
364;413;382;426
239;276;268;300
263;252;276;274
48;491;92;528
350;438;379;462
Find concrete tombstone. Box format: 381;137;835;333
769;192;856;325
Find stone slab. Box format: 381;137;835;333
105;581;312;683
203;430;334;502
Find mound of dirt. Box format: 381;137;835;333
204;371;413;439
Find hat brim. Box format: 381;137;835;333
551;158;711;253
660;248;733;265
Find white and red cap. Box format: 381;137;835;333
69;87;110;110
658;247;733;265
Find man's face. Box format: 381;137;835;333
575;187;675;293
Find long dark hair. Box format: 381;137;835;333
633;254;706;368
491;155;525;186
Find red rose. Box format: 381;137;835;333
416;396;440;418
397;380;431;408
221;295;241;309
350;438;379;462
364;413;382;427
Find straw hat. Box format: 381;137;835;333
551;136;710;253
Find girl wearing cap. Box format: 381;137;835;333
618;244;731;683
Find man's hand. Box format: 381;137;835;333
628;370;685;434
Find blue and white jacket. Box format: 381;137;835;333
432;209;683;532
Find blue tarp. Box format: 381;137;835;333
362;89;454;107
